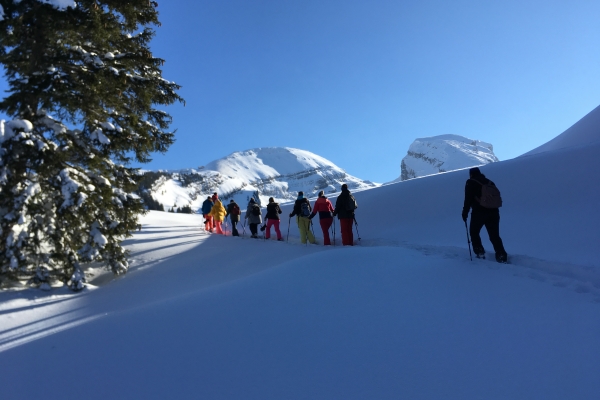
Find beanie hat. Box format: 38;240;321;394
318;190;324;197
341;184;348;191
469;167;482;176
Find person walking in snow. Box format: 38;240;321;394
226;199;241;236
333;184;357;246
289;191;316;244
245;197;262;238
309;190;335;245
263;197;283;241
208;197;227;235
201;196;214;232
462;167;508;263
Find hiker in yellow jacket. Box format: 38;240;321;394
208;196;227;235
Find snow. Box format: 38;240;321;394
523;104;600;156
1;113;600;398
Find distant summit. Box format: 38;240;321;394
139;147;378;212
393;135;499;182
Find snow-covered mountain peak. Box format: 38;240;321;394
394;134;499;182
205;147;340;182
142;147;377;211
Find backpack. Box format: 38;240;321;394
345;195;357;211
251;204;261;216
300;201;311;217
471;179;502;208
231;204;240;216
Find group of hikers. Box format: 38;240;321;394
198;169;508;262
200;183;359;246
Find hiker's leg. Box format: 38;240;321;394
320;218;332;245
340;218;353;246
273;220;282;240
484;212;506;256
469;212;486;254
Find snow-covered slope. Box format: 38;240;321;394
393;134;498;182
146;147;377;210
522;104;600;156
2;108;600;399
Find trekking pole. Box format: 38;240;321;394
353;217;361;243
464;220;473;261
242;221;246;238
287;216;291;242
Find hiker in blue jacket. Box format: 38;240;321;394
202;196;214;232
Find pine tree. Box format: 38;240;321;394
0;1;183;290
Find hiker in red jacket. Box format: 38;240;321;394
309;191;335;245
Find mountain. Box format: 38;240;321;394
392;134;499;182
139;147;378;211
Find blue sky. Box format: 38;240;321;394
4;0;600;182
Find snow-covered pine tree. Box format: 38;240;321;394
0;1;183;290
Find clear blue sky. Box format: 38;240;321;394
5;0;600;182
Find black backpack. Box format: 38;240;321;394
251;204;261;216
300;201;311;217
471;178;502;208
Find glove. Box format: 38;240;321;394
289;213;293;218
332;211;337;217
462;213;468;222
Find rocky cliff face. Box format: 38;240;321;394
139;147;378;212
395;135;499;182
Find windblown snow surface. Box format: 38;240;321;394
1;108;600;399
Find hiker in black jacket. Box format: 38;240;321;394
226;199;241;236
333;184;357;246
462;167;507;263
263;197;283;240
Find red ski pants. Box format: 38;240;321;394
265;219;282;240
339;218;354;246
319;217;333;245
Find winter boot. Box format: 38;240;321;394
473;246;485;259
495;252;508;263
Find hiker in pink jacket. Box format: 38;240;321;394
309;191;335;245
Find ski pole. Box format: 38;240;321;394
464;219;473;261
242;221;246;238
287;216;291;242
353;216;361;243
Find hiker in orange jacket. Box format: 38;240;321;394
309;191;335;245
